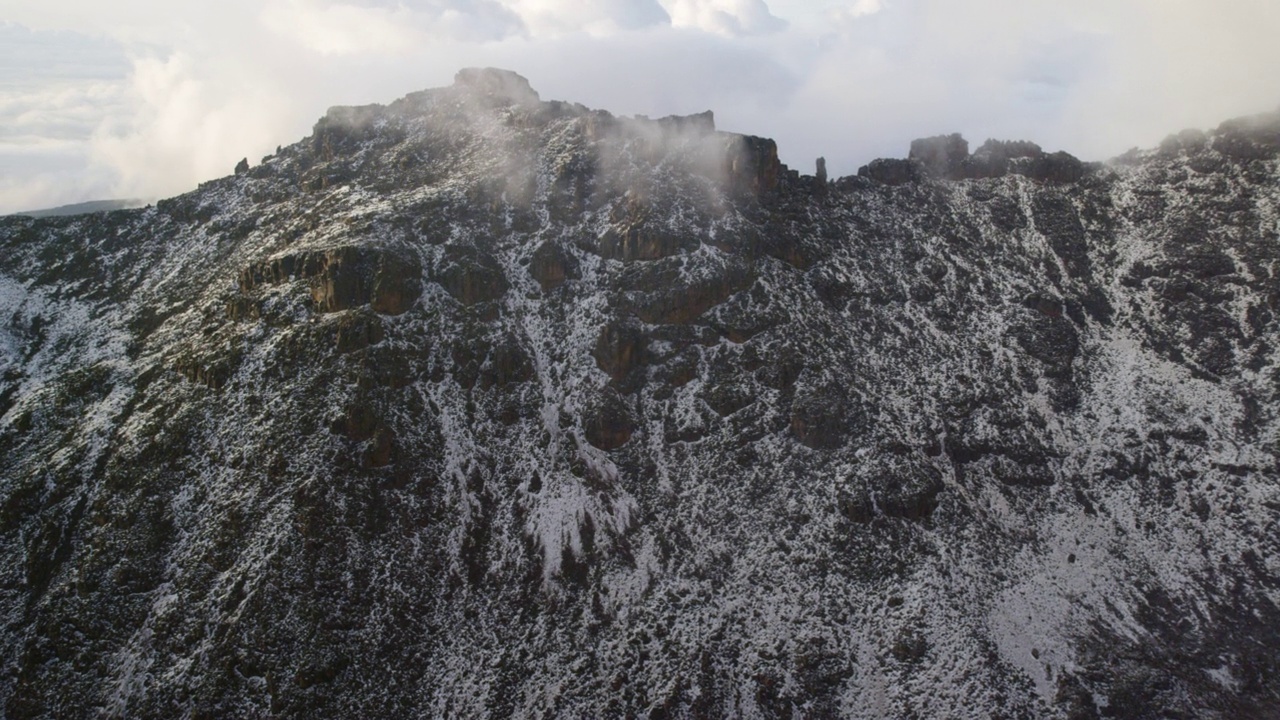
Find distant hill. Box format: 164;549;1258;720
12;198;148;218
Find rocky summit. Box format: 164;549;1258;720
1;68;1279;719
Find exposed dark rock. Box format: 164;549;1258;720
656;110;715;135
910;133;969;179
621;257;754;325
437;245;508;306
790;384;854;450
592;318;647;387
968;139;1043;178
238;246;422;315
723;134;781;197
1014;150;1086;184
334;310;385;353
857;158;922;186
1032;194;1092;279
583;388;635;450
1012;310;1080;377
985;194;1028;231
597;224;694;262
478;336;534;389
1212;110;1280;159
528;240;580;290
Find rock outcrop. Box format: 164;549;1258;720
237;246;421;315
863;134;1088;184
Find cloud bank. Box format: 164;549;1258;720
0;1;1277;213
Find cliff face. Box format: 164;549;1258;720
1;68;1278;719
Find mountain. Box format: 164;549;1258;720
0;67;1278;719
9;199;150;219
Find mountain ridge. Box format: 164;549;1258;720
0;68;1278;718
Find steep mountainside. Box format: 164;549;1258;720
1;68;1278;719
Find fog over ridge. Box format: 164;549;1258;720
1;0;1277;213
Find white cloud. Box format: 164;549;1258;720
659;0;785;35
86;52;302;201
502;0;670;36
260;0;524;54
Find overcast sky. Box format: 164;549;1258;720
1;0;1277;213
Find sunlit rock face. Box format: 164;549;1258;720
1;68;1279;719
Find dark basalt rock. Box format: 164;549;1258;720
597;224;694;262
1012;310;1080;377
621;256;754;325
592;318;647;387
478;336;534;389
857;157;922;186
528;240;579;290
334;310;385;354
1032;194;1092;279
436;245;508;306
790;384;856;450
583;388;635;450
868;135;1086;184
968;138;1043;178
1013;150;1086;184
723;134;781;196
1212;110;1280;159
238;246;422;315
656;110;715;135
910;133;969;179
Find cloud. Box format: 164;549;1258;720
260;0;525;53
86;52;304;202
1;0;1279;214
659;0;785;35
502;0;671;36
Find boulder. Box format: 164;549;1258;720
1031;195;1092;279
622;258;754;325
478;337;535;389
1212;110;1280;159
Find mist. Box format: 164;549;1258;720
1;0;1278;214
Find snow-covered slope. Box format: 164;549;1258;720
1;68;1277;718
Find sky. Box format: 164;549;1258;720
1;0;1278;214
